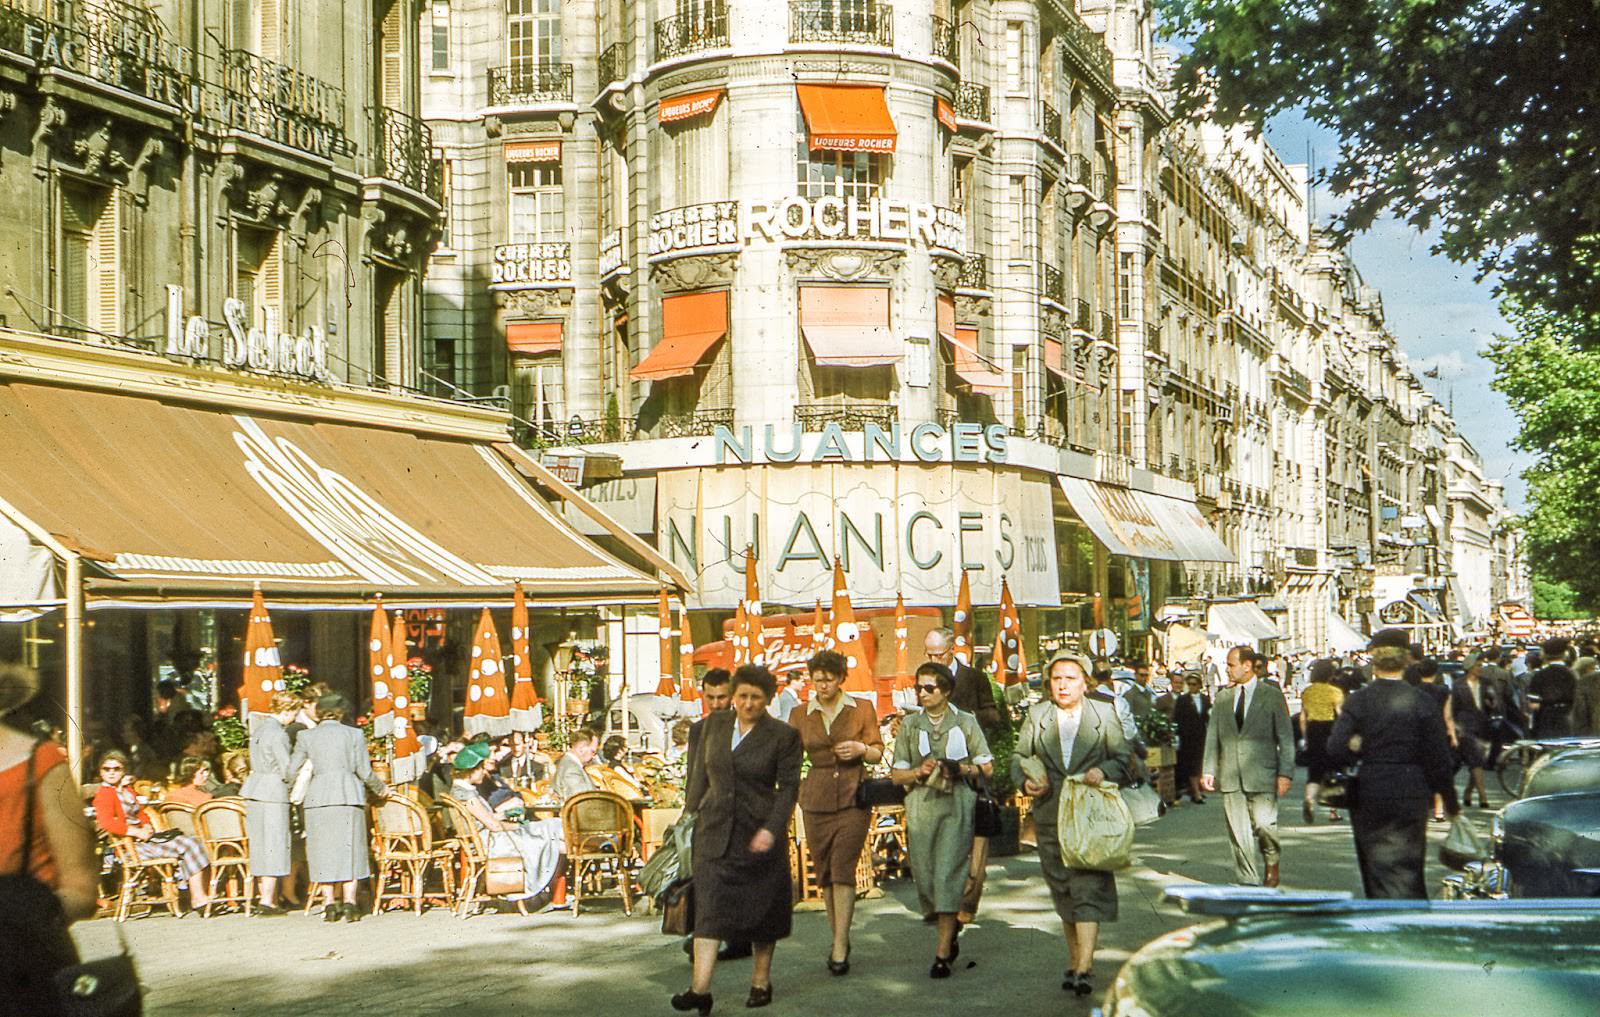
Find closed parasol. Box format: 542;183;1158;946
368;596;395;739
510;582;544;732
993;577;1026;686
953;570;973;667
464;607;512;738
241;586;284;726
390;610;424;784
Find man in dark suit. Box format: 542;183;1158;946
1173;672;1211;804
1528;636;1578;737
1328;628;1454;898
1202;645;1296;886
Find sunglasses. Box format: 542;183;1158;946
100;765;124;772
915;684;941;694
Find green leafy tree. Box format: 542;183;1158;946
1532;578;1587;621
1486;300;1600;610
1159;0;1600;331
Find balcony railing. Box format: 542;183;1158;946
371;107;435;198
1069;154;1092;187
1093;170;1113;203
957;251;987;289
790;0;893;47
1041;263;1065;303
1099;313;1114;346
1145;323;1162;357
954;82;990;122
650;407;735;438
655;2;729;60
598;42;626;86
931;15;957;64
1059;11;1115;89
1039;100;1063;148
1143;194;1162;223
795;404;898;430
487;62;575;106
1075;298;1093;332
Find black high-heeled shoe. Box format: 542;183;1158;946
670;989;713;1016
745;984;773;1009
930;956;953;979
343;902;362;923
322;903;343;923
826;946;850;975
1073;972;1094;997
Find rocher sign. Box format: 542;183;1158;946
649;196;966;258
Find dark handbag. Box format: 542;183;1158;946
1317;769;1358;810
972;775;1003;838
659;877;694;936
2;740;143;1017
853;777;906;809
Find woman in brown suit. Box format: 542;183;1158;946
673;665;803;1015
791;650;883;975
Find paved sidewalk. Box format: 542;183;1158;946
72;783;1484;1017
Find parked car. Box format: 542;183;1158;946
1442;788;1600;899
1519;742;1600;799
1100;888;1600;1017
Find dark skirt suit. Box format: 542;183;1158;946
1173;693;1210;784
1012;698;1133;923
791;695;885;886
686;710;803;943
241;717;293;877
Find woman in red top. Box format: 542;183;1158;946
93;750;213;910
162;756;216;808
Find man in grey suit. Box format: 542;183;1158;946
1202;644;1296;886
552;726;600;800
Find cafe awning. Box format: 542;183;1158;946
0;380;672;605
796;84;897;153
1328;611;1368;653
506;321;563;354
1058;477;1233;562
632;290;728;381
1208;601;1284;645
1043;338;1068;379
800;286;901;367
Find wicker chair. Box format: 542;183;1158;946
109;836;182;922
194;798;251;916
439;796;528;918
149;801;197;837
372;796;456;915
560;790;634;917
869;804;910;880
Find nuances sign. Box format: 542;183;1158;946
164;285;329;383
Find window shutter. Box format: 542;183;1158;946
380;0;404;107
260;233;283;324
91;190;120;335
260;0;281;60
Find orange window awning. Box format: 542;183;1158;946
800;286;900;367
660;88;724;123
1043;337;1068;379
507;321;563;355
796;84;897;153
505;139;561;163
936;293;956;343
946;326;1007;394
631;290;728;381
935;96;956;133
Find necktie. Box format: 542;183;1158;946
1234;688;1246;730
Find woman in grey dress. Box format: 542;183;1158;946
242;691;302;915
1012;653;1133;998
889;661;992;979
288;693;388;922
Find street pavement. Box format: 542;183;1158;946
72;776;1493;1017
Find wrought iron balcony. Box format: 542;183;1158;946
1069;154;1092;186
931;15;958;64
655;2;729;60
652;407;735;438
598;42;626;86
1039;100;1063;148
487;62;575;106
1059;11;1115;89
1093;169;1115;203
789;0;893;47
1143;194;1162;223
1099;313;1115;346
957;251;987;289
954;82;990;122
1075;298;1093;332
371;107;435;198
1041;263;1065;304
1145;323;1162;357
796;404;898;430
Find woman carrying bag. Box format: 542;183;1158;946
1012;653;1133;998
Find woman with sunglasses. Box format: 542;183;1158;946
93;749;214;911
890;661;993;978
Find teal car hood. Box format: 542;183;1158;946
1112;906;1600;1017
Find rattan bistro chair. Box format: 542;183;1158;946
559;790;634;917
372;796;456;915
194;798;251;916
109;836;183;922
149;801;198;838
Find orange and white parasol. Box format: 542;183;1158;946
368;597;395;739
655;588;677;697
742;545;767;667
389;610;424;783
827;558;875;698
510;582;544;732
678;601;699;705
952;570;973;667
464;607;512;738
994;577;1027;686
241;586;284;725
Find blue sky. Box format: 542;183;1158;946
1263;113;1527;509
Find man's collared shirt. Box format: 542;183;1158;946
1054;702;1084;772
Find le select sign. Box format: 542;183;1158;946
163;284;328;382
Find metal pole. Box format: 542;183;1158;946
64;553;84;784
619;605;630;747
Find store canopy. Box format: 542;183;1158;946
1058;477;1234;562
943;328;1008;394
0;514;61;622
632;290;728;381
0;380;670;605
1327;611;1367;653
506;321;563;355
659;88;723;123
1208;601;1285;646
796;84;897;152
800;286;900;367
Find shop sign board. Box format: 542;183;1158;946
648;196;966;258
657;463;1060;610
492;242;573;286
713;422;1008;465
599;229;625;277
565;476;657;537
163;285;328;383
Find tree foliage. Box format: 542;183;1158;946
1532;577;1587;621
1485;300;1600;610
1159;0;1600;333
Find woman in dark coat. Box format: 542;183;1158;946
672;665;802;1015
1172;672;1211;803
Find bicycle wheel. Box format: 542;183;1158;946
1496;748;1528;798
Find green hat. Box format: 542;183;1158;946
453;741;491;771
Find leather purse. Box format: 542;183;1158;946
485;856;525;896
853;777;906;809
659;877;694;937
1317;769;1358;810
972;774;1004;838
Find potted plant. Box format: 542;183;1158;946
405;658;432;719
212;707;247;752
984;686;1024;857
1137;710;1179;803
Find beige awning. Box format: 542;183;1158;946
1058;477;1233;562
800;286;901;367
0;380;667;604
